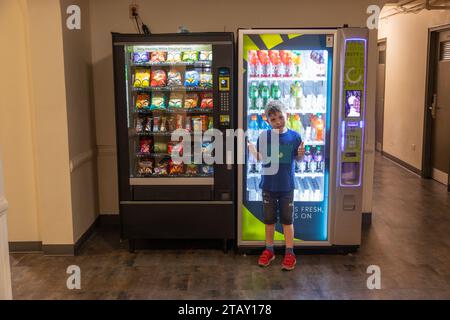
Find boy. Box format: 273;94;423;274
248;100;304;271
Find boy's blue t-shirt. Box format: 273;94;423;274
257;129;302;192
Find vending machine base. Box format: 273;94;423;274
237;245;359;256
120;202;235;252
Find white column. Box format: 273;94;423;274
0;150;12;300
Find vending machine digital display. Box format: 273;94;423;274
238;28;368;250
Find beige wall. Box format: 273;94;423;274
60;0;99;243
0;0;41;241
90;0;387;214
378;8;450;170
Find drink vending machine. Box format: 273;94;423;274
237;28;369;251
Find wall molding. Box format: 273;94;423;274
69;149;96;173
97;145;116;157
0;197;8;218
382;151;422;176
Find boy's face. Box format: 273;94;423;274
267;111;286;131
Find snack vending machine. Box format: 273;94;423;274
112;33;235;251
238;28;368;251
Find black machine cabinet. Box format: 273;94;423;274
112;33;236;251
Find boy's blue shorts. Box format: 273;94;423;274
262;191;294;225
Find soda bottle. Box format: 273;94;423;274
293;51;302;77
290;81;303;110
248;50;259;77
249;114;259;141
261;114;271;130
249;81;259;110
269;50;281;77
314;146;323;173
270;81;281;100
315;114;324;142
303;146;312;173
259;81;270;109
290;114;304;139
257;50;270;77
280;50;293;77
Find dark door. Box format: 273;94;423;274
431;30;450;186
375;40;386;152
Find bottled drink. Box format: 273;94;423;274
314;114;324;142
314;146;323;173
248;50;259;77
269;50;281;77
259;81;270;108
270;81;281;100
303;146;312;173
257;50;270;77
293;51;302;77
260;114;271;130
305;125;312;142
249;81;259;110
249;114;259;141
290;81;303;110
280;50;294;77
290;114;304;139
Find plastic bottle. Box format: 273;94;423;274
249;114;259;141
303;146;312;173
314;146;323;173
249;82;259;110
315;114;324;142
290;114;303;139
290;81;303;110
259;81;270;108
270;81;281;100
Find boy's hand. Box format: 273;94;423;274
297;142;305;158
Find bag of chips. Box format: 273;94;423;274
199;71;213;88
159;116;167;132
139;137;153;154
168;93;183;109
154;159;169;175
133;69;151;88
150;51;167;63
150;93;166;110
144;117;152;132
181;51;199;62
199;51;212;61
135;94;150;110
166;115;176;132
167;69;183;87
184;70;200;87
167;51;182;63
169;160;184;175
151;69;167;87
184;93;198;109
135;117;144;133
133;52;150;64
137;160;153;175
200;93;213;108
185;164;199;175
168;142;183;157
153;141;168;153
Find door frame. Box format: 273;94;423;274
376;38;387;153
422;24;450;191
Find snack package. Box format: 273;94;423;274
168;142;183;157
137;160;153;175
169;160;184;175
150;69;167;87
166;115;176;132
185;164;199;175
135;94;150;110
199;51;212;61
144;117;152;132
175;114;184;129
200;165;213;175
139;138;153;154
153;116;160;132
159;116;167;132
181;51;199;62
184;70;200;87
135;117;145;133
168;93;183;109
150;93;166;110
133;52;150;64
202;141;213;154
150;51;167;63
185;116;192;132
200;93;213;108
200;115;208;132
184;93;198;109
154;159;169;175
192;116;202;132
167;51;182;63
199;71;213;88
167;69;183;87
133;69;151;88
153;141;168;153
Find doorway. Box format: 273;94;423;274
423;25;450;191
376;39;387;152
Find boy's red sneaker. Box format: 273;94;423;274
258;249;275;267
281;253;296;271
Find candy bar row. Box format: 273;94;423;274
137;138;214;155
133;68;213;88
136;158;214;177
135;114;214;134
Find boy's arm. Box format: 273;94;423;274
248;141;262;161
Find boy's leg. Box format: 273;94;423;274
259;192;277;267
280;191;296;270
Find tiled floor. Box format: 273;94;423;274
10;153;450;299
